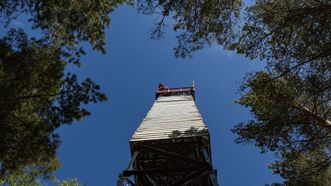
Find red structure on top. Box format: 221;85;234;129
156;82;195;99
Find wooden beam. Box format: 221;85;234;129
123;165;211;177
139;144;209;166
126;151;139;170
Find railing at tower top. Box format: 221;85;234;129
155;87;195;99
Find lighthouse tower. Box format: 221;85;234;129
118;83;218;186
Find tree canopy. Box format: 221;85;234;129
231;0;331;185
0;0;130;53
0;29;106;183
137;0;241;57
0;0;126;183
233;71;330;185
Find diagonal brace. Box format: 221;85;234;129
171;166;210;185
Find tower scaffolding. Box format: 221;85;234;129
118;83;219;186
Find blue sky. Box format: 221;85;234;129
55;5;282;185
2;4;282;186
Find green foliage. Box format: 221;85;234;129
0;0;127;183
269;150;331;186
231;1;331;184
233;70;330;184
0;30;107;181
234;71;330;151
1;157;84;186
0;157;60;186
54;178;84;186
137;0;241;57
223;0;331;185
234;0;331;72
0;0;131;53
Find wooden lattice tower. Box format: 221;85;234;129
118;84;219;186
